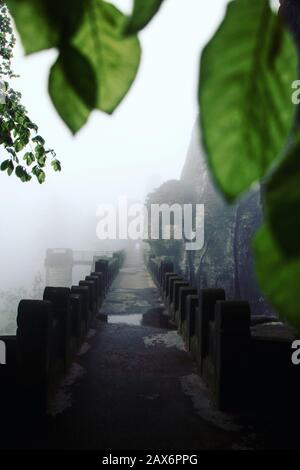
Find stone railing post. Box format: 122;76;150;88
43;287;72;373
185;294;199;351
214;300;251;411
95;260;109;293
70;293;84;348
71;286;90;336
91;271;105;305
170;280;189;322
160;260;174;288
198;289;226;374
79;280;96;325
16;300;53;414
177;287;198;334
86;275;101;312
164;274;180;303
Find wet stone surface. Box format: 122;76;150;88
7;255;298;450
36;257;253;450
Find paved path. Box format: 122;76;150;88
3;253;300;450
25;253;254;450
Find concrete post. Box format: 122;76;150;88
43;287;72;373
164;274;179;303
16;300;53;414
167;276;183;310
95;260;109;293
70;294;84;348
160;260;174;288
177;287;197;332
86;275;101;312
185;295;199;351
198;289;226;374
79;281;96;326
162;272;175;297
214;300;251;411
171;281;189;322
71;286;90;335
91;272;105;304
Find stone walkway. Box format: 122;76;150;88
22;253;255;450
3;253;300;450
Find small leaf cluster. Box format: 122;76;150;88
0;0;60;183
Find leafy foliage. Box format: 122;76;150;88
264;133;300;257
197;0;300;330
125;0;165;35
49;45;97;134
4;0;300;328
199;0;298;201
254;224;300;331
7;0;141;132
0;1;60;183
6;0;60;54
71;1;141;114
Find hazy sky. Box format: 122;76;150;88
0;0;229;289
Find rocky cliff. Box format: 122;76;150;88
180;124;274;316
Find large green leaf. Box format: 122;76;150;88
264;132;300;257
71;0;141;114
7;0;59;54
58;45;98;110
49;46;96;134
199;0;298;201
254;224;300;332
7;0;85;54
124;0;165;35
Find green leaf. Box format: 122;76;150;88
125;0;165;35
199;0;298;201
32;165;39;176
35;144;45;158
7;0;85;55
6;148;17;158
71;0;141;114
51;159;62;172
21;173;32;182
254;225;300;331
23;151;35;165
37;169;45;184
16;165;32;182
58;45;98;109
7;160;14;176
37;156;46;167
32;165;46;184
15;165;27;180
48;46;94;134
1;160;10;171
6;0;59;54
264;132;300;257
14;136;28;152
0;131;12;146
32;135;45;145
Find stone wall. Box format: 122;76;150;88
179;124;274;317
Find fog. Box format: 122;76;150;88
0;0;228;332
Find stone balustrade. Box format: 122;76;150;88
0;250;125;415
148;256;300;412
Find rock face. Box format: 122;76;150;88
179;124;274;316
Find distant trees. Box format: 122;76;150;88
145;179;195;259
